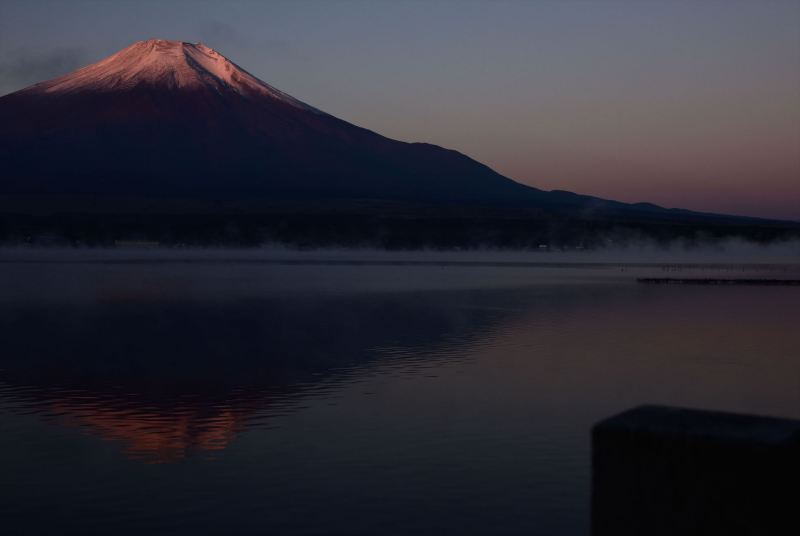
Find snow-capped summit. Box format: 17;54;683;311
0;38;674;217
25;39;319;113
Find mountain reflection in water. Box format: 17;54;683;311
1;257;798;535
0;289;521;463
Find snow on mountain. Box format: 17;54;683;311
0;38;689;218
25;39;321;113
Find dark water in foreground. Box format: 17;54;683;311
1;252;799;535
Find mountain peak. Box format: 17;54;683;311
21;38;320;113
1;38;680;220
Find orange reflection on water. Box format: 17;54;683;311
50;399;252;463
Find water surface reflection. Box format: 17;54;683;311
1;288;525;462
1;258;799;535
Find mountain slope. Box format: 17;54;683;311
0;39;728;219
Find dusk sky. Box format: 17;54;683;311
1;0;798;220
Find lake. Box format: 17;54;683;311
1;249;799;535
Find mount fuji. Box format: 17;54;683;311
0;39;673;214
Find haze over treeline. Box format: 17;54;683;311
1;210;798;251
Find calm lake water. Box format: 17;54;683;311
1;250;799;535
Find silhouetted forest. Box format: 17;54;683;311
1;203;797;249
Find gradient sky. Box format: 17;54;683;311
1;0;798;220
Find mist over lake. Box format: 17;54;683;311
1;248;798;535
2;0;799;532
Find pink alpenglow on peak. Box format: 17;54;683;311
26;39;321;113
0;37;755;222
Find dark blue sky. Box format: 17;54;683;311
1;0;798;219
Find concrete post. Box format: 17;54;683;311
592;405;800;536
